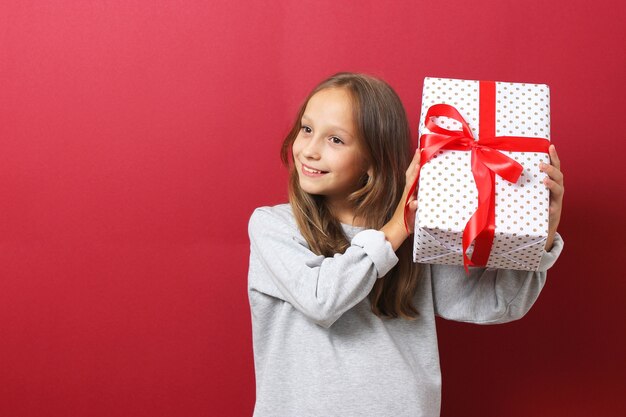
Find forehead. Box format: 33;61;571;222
303;88;355;129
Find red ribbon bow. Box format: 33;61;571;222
405;81;550;272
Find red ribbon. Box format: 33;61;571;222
405;80;550;272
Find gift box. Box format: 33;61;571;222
412;77;551;271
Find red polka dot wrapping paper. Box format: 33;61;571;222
413;77;551;271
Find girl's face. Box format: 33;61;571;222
292;87;371;207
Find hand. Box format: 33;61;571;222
540;144;564;251
402;149;421;233
381;149;421;251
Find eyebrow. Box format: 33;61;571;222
301;115;354;138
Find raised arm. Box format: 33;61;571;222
248;207;399;328
431;233;564;324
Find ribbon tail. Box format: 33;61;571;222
462;151;494;271
470;169;496;266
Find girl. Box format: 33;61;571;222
247;72;564;417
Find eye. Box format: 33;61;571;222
330;136;344;145
301;125;312;134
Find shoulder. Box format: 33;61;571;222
248;203;299;236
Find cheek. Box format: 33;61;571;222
331;155;359;179
292;137;303;157
347;153;368;173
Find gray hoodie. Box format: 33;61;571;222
247;204;563;417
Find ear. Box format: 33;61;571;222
366;166;373;178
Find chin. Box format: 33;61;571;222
297;180;323;196
299;184;321;196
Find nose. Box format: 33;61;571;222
301;135;322;159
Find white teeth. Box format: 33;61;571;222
303;165;323;174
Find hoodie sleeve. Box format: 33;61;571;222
247;207;399;328
430;233;564;324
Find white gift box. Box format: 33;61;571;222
413;77;551;271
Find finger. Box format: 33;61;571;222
549;144;561;171
413;147;421;163
540;162;564;184
543;177;564;198
404;150;421;189
404;198;418;210
407;149;421;172
549;204;561;216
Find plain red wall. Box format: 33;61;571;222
1;1;624;416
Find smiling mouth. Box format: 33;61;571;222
301;164;328;174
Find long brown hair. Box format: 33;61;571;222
280;72;420;319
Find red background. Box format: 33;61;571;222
1;1;624;416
